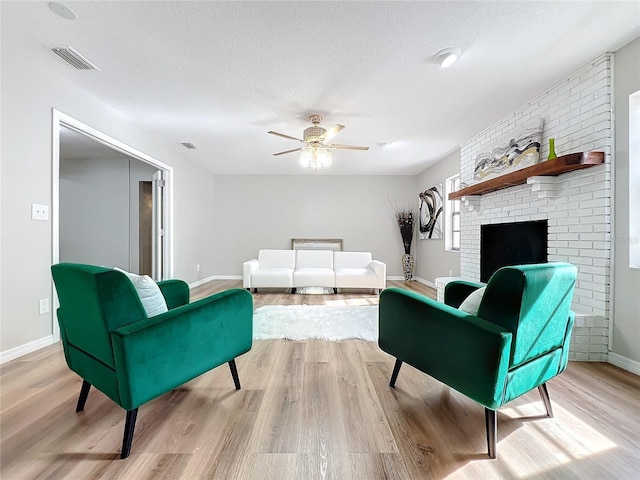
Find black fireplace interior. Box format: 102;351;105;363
480;220;548;282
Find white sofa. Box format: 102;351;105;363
243;249;386;293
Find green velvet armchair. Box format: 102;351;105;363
379;263;577;458
51;263;253;458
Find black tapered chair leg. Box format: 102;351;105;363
538;383;554;417
121;408;138;459
485;408;497;459
389;359;403;388
228;359;241;390
76;380;91;412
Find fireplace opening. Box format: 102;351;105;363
480;220;548;282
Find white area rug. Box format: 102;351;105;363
253;305;378;341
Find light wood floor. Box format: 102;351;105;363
1;280;639;479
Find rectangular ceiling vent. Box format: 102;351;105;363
50;46;100;71
180;142;199;150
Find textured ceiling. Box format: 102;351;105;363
3;1;639;175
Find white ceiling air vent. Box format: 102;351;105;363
180;142;199;150
50;46;100;71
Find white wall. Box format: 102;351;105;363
612;37;640;364
212;175;416;277
415;149;461;284
59;156;158;272
0;11;216;354
60;157;131;268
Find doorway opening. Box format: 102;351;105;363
52;109;174;339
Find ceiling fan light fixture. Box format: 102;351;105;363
434;47;462;68
271;114;364;168
300;146;332;170
300;146;313;168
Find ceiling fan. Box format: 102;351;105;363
268;115;369;168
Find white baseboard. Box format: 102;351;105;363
192;275;432;289
189;275;242;288
608;352;640;376
0;335;54;364
414;277;436;289
387;276;435;289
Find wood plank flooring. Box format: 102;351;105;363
1;280;639;479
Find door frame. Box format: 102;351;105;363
52;109;174;341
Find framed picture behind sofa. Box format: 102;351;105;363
291;238;343;251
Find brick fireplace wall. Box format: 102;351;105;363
459;54;612;361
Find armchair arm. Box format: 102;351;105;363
444;280;485;308
369;260;387;289
379;287;512;409
157;279;190;309
243;259;259;288
111;288;253;410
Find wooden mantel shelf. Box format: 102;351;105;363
448;151;604;200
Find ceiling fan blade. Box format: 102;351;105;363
273;147;302;156
331;143;369;151
268;131;304;142
321;124;345;141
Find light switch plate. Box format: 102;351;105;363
32;204;49;221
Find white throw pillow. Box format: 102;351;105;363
114;267;168;317
458;286;487;316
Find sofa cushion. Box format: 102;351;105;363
335;268;378;288
296;250;334;269
252;268;294;288
258;250;296;269
334;252;372;269
293;268;335;288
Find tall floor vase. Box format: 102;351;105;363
402;254;414;282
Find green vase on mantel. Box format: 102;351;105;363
547;137;557;160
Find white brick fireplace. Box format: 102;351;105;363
458;54;612;361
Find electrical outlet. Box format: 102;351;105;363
39;298;50;315
196;264;200;272
32;204;49;221
449;270;453;276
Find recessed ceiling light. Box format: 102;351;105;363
433;48;462;68
180;142;199;150
48;2;77;20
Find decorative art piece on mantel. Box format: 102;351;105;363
419;184;443;239
473;118;543;182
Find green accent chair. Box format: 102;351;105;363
51;263;253;458
379;263;577;458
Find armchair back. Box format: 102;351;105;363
478;263;577;368
52;263;146;369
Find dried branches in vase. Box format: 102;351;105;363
395;210;415;255
392;205;416;282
